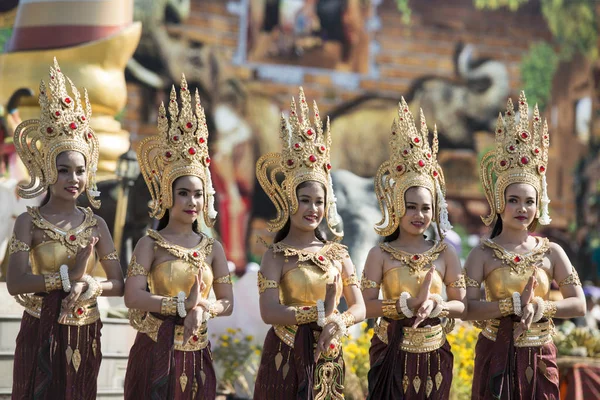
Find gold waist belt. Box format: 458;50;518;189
272;324;343;356
375;319;446;353
15;293;100;326
131;310;208;352
481;319;553;347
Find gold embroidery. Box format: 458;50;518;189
294;305;318;325
360;271;381;290
342;274;358;287
341;311;355;328
382;299;403;320
481;237;549;275
44;272;62;292
465;276;481;288
161;297;177;316
447;276;466;288
498;297;514;317
214;274;232;284
129;310;209;351
100;250;119;261
16;294;100;325
258;271;278;294
379;241;447;276
314;355;344;400
148;229;213;275
27;206;97;257
559;268;581;287
270;242;348;273
543;301;557;318
8;234;30;255
127;255;149;277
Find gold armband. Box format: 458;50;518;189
543;301;557;319
465;276;481;288
559;269;581;287
160;297;177;316
127;255;149;278
447;276;466;289
214;274;233;284
360;271;380;291
100;250;119;261
343;274;359;287
498;297;514;317
382;299;402;319
44;272;62;292
257;271;278;294
341;311;356;327
9;234;30;255
294;306;318;325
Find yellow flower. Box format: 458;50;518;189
234;339;240;344
220;334;230;341
226;328;237;335
221;342;229;347
246;335;254;341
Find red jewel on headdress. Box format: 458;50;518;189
287;159;294;166
500;160;507;167
181;87;187;91
193;335;199;342
87;132;93;139
46;127;53;134
55;111;61;117
413;137;420;144
427;153;431;158
76;307;84;316
392;131;396;135
520;101;525;105
81;116;86;121
320;146;326;152
188;148;196;155
294;143;300;149
193;252;198;257
418;160;425;167
539;166;546;173
514;256;521;263
302;306;310;310
403;150;409;155
173;135;179;141
205;157;211;164
497;129;502;133
396;165;403;172
309;155;317;163
412;255;420;261
521;132;528;139
534;148;540;154
306;129;313;136
329;344;336;349
521;157;529;165
433;171;438;177
403;108;408;112
315;113;319;117
69;122;78;130
318;256;324;261
199;138;205;144
535;117;539;121
509;145;515;151
166;151;172;158
544;135;548;140
326;163;332;170
69;235;76;241
186;122;193;129
507;111;512;116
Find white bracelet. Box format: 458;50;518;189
399;292;414;318
316;299;326;327
59;264;71;292
512;292;523;317
532;296;545;322
177;291;187;318
326;313;347;340
429;294;445;318
79;275;101;301
201;300;217;322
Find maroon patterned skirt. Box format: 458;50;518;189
124;316;216;400
471;317;559;400
12;291;102;400
254;325;345;399
367;318;453;400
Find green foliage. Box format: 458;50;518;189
473;0;528;11
0;28;12;53
395;0;411;24
520;42;559;111
541;0;598;60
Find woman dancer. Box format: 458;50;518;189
465;92;585;399
123;75;233;399
7;58;124;399
253;88;365;399
362;100;465;399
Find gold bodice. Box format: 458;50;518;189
146;229;214;298
279;263;342;307
482;237;551;301
379;241;446;299
27;206;98;275
149;260;213;298
30;241;96;275
271;241;349;307
382;267;444;299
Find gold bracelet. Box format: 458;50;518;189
543;301;557;319
341;311;356;327
9;234;30;255
160;297;177;316
214;274;233;284
44;272;62;292
208;301;219;318
343;274;359;287
294;306;318;325
498;297;514;317
257;271;278;294
382;299;402;319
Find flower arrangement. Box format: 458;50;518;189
553;320;600;358
341;322;373;398
211;328;262;398
446;321;479;400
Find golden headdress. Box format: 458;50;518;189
256;87;342;237
374;98;452;237
137;74;217;226
14;58;100;208
480;91;550;226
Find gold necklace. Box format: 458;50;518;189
379;241;446;276
482;237;549;275
148;229;213;274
